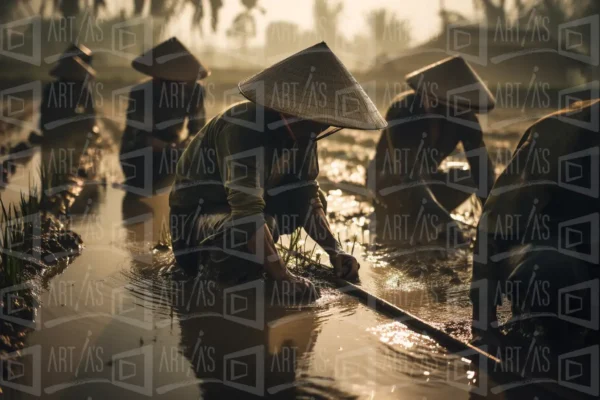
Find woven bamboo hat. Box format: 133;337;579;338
60;43;93;65
132;37;210;81
50;56;96;80
238;42;387;130
405;56;496;114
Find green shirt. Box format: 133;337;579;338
169;101;321;218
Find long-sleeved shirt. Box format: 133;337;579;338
374;90;496;201
120;78;206;153
169;101;321;219
481;98;600;239
39;79;96;131
471;99;600;290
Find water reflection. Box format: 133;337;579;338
122;253;480;399
5;102;567;399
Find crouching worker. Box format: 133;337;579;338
40;44;97;135
169;42;387;292
471;99;600;345
120;37;208;191
369;56;496;243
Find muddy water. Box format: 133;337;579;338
3;164;481;399
307;127;520;342
0;103;526;399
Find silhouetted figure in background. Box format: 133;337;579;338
369;56;496;244
119;37;208;192
471;99;600;346
40;45;97;135
169;42;385;292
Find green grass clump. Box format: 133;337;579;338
0;174;45;287
278;228;322;270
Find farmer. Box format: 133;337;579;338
368;56;496;243
169;42;387;291
119;37;208;190
39;53;97;134
59;43;93;65
471;99;600;343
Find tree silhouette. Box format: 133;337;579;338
313;0;343;44
55;0;81;18
227;0;265;51
133;0;145;15
188;0;223;34
367;9;411;58
473;0;507;25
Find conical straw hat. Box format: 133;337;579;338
405;56;496;114
50;56;96;80
132;37;210;81
60;43;93;65
238;42;387;130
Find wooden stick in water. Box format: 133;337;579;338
282;247;499;363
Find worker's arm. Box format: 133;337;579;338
187;83;207;136
247;223;293;281
302;192;360;280
461;117;495;204
215;125;307;285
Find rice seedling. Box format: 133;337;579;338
154;221;173;251
277;228;334;270
0;173;44;287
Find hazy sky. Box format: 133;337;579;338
213;0;477;45
103;0;478;48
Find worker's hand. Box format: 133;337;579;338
330;251;360;281
272;271;319;303
288;273;317;295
